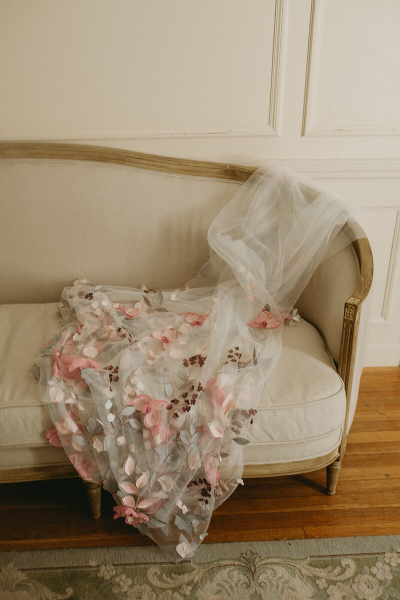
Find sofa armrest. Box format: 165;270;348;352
296;238;361;366
297;230;373;447
338;237;373;441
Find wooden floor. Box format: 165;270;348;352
1;367;399;551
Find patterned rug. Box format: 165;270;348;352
1;536;400;599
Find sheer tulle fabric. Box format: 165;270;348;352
34;166;358;561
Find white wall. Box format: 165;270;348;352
1;0;399;365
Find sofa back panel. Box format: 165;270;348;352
0;159;241;304
0;155;361;363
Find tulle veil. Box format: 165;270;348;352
34;164;360;561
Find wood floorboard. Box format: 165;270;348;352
304;523;400;539
357;398;400;409
352;409;400;421
210;507;400;531
351;419;400;432
345;431;400;444
0;367;399;551
346;441;400;455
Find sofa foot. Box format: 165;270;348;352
84;480;102;519
326;460;341;495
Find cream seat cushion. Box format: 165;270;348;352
0;303;346;470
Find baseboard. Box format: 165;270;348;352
365;342;400;367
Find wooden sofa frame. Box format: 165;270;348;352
0;143;373;519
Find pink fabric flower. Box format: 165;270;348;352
69;453;99;480
151;420;174;442
137;498;163;514
204;457;221;488
114;304;139;319
204;378;233;426
52;350;102;381
132;395;169;428
51;410;87;452
56;409;80;435
151;328;177;349
113;505;149;526
247;310;281;330
184;312;207;327
45;427;63;447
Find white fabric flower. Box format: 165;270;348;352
188;453;201;470
176;500;188;514
176;537;194;559
92;436;103;453
83;346;99;358
73;278;88;286
49;387;64;403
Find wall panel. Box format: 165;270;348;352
0;0;287;139
302;0;400;136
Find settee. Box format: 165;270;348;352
0;143;373;518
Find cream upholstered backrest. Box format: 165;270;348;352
0;144;360;364
0;158;242;303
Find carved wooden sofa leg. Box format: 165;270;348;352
83;481;102;519
326;459;342;495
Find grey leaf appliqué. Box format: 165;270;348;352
233;437;250;445
120;406;137;417
180;430;191;445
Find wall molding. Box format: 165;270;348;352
268;0;287;135
0;0;287;141
0;124;276;141
301;0;324;137
381;209;400;324
360;200;400;209
305;123;400;137
357;205;400;329
267;158;400;179
301;0;400;138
